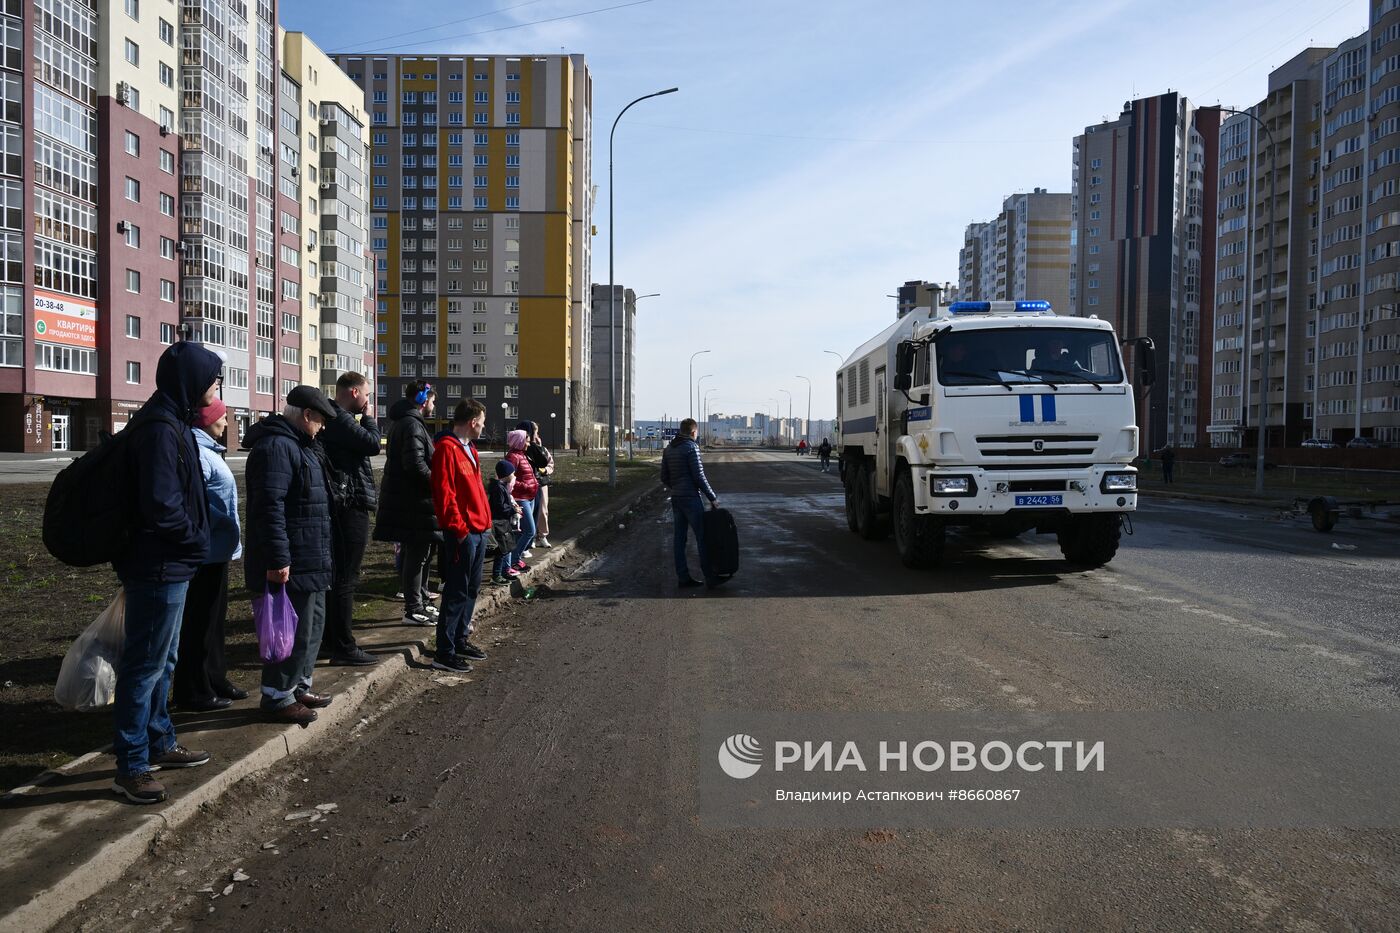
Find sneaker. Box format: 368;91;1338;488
151;745;211;769
459;642;488;661
514;560;531;573
402;612;433;626
536;536;552;548
522;550;534;559
329;648;382;666
489;575;510;587
262;702;318;727
425;589;442;601
112;771;166;804
505;567;521;578
431;656;471;673
422;605;441;617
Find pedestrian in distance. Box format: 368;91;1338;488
429;399;493;672
172;395;246;712
660;417;723;589
519;420;555;548
319;372;383;667
110;341;223;804
374;381;442;626
504;429;539;574
243;386;339;726
487;460;522;585
818;437;833;473
1158;445;1176;484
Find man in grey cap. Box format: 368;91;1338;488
242;386;342;726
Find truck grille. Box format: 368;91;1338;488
976;434;1100;458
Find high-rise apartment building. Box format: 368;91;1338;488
590;283;632;442
0;0;368;451
957;189;1071;314
1208;51;1328;449
328;53;592;442
1071;94;1222;451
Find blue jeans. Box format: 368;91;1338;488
672;496;709;583
114;579;191;776
510;500;536;565
437;531;486;659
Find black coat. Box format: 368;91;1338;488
242;415;334;593
373;399;441;543
112;342;223;585
321;401;381;513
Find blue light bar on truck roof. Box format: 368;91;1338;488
947;300;1054;314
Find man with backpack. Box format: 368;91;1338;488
110;341;224;804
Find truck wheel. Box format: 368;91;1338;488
843;464;860;533
854;463;887;541
893;471;943;568
1058;514;1121;567
1308;497;1338;532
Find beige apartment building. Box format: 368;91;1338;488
957;188;1070;314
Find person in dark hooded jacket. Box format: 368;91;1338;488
111;340;223;805
243;386;338;726
374;381;441;624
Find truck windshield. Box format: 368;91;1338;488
935;327;1123;387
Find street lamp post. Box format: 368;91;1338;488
610;87;679;488
550;411;557;450
795;375;811;445
1219;106;1276;496
500;401;509;448
688;348;710;422
695;373;713;428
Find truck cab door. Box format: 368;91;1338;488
875;366;888;496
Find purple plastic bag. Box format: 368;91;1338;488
253;584;298;664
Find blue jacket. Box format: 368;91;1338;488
194;427;242;563
242;414;333;593
660;437;717;502
113;341;224;585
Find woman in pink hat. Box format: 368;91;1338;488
172;397;246;710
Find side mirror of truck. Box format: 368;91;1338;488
1136;338;1156;389
894;342;914;391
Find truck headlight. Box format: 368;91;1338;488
932;476;975;495
1100;472;1137;493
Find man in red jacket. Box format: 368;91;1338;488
429;399;492;672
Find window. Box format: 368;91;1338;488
160;237;174;260
124;177;140;202
159;18;173;44
124;131;140;157
160;322;176;344
126;361;141;384
159;62;174;88
160;193;174;216
124;39;139;66
159;149;174;174
125;315;141;338
125;269;140;293
160;279;175;302
125;0;138;19
124;224;140;248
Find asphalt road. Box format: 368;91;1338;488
61;450;1400;931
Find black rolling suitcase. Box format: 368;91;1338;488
703;506;740;580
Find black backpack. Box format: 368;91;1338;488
42;413;180;567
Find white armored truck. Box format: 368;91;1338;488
836;300;1155;568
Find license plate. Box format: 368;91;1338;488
1014;494;1063;507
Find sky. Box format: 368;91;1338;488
281;0;1370;425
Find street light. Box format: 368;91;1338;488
500;401;509;448
795;375;811;445
610;86;679;488
778;388;792;446
550;411;557;450
1218;106;1275;496
703;387;719;444
688;348;710;422
695;373;713;424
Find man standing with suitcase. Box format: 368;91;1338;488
660;418;726;589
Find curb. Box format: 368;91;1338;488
0;479;661;933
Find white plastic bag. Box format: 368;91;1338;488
54;591;126;711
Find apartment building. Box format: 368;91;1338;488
590;283;632;447
957;189;1071;314
0;0;368;451
1071;94;1222;451
328;53;592;443
1209;51;1329;449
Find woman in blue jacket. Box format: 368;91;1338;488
173;397;245;710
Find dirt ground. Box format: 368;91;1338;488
0;452;657;791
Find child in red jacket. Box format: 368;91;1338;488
504;429;537;572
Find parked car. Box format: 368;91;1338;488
1301;438;1337;449
1219;452;1277;469
1346;436;1383;449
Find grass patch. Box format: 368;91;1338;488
1138;461;1400;503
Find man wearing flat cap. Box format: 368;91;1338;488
243;385;342;726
